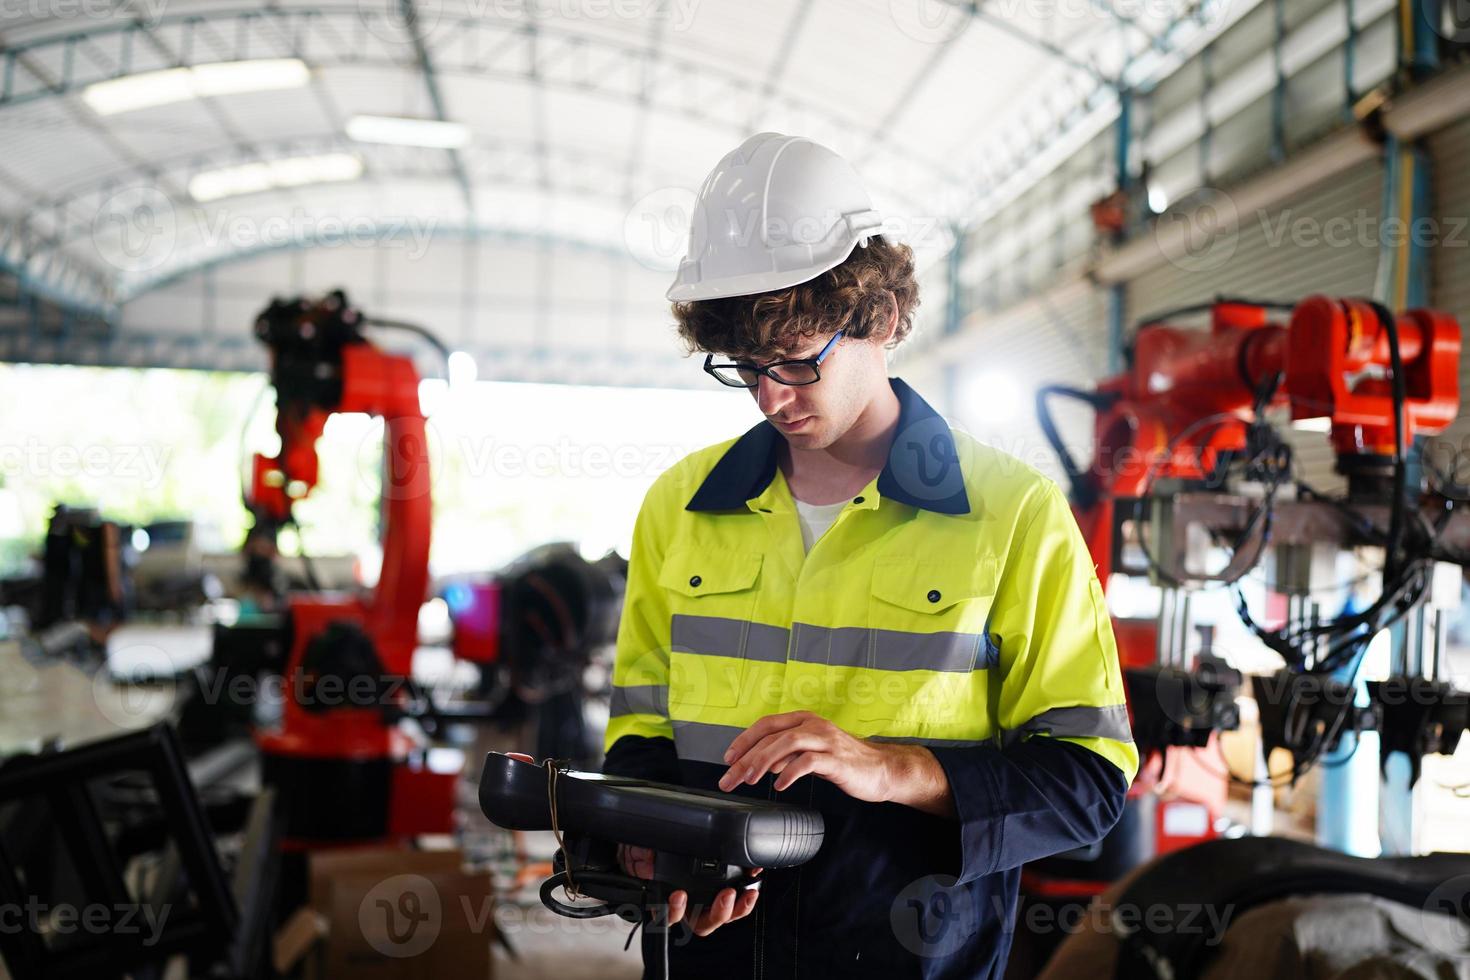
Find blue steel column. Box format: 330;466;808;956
1107;89;1133;375
1374;137;1433;854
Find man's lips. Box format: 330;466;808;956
774;416;812;430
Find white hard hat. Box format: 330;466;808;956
666;133;885;303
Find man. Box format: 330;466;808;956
602;133;1137;979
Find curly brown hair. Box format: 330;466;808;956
671;236;919;361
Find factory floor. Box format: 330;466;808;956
488;875;643;980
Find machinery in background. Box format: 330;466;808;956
129;520;223;612
1028;296;1466;904
0;504;140;659
195;290;631;848
439;543;628;765
232;289;450;846
0;724;279;980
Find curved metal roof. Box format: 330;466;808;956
0;0;1230;381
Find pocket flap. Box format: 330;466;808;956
659;547;763;597
872;557;998;614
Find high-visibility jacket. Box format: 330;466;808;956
603;377;1138;980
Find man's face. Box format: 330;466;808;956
734;329;889;450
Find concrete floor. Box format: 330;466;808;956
490;898;643;980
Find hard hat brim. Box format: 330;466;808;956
665;238;869;303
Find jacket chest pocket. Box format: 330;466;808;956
858;557;999;729
659;547;769;708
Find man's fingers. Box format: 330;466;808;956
667;890;687;926
720;729;826;790
692;888;737;937
619;844;656;879
733;886;759;920
722;712;813;765
772;751;824;792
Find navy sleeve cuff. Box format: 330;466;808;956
601;734;682;785
927;738;1128;886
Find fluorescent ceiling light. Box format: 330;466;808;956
347;114;472;149
188;153;363;202
83;58;310;115
191;59;310;96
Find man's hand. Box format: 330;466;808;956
617;844;761;935
718;711;957;818
717;711;895;798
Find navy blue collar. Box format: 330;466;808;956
685;377;970;515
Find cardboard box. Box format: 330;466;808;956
306;847;494;980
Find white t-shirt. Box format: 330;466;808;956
794;498;849;553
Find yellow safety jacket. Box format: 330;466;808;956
602;376;1137;979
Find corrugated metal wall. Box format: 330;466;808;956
1430;117;1470;457
945;279;1109;486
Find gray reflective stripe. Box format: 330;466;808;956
670;616;998;673
608;684;668;718
874;628;986;672
868;735;997;749
790;623;866;668
744;622;793;663
1014;704;1134;743
671;720;744;765
675;727;1002;762
790;622;992;673
670;615;790;663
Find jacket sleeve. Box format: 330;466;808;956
925;479;1138;885
601;477;682;785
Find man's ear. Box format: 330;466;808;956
879;292;899;345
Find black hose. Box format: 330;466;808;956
1132;296;1300;331
1035;385;1118;509
362;316;453;378
1367;300;1409;584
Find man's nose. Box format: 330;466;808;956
755;374;795;416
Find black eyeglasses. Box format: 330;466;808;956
704;330;844;388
